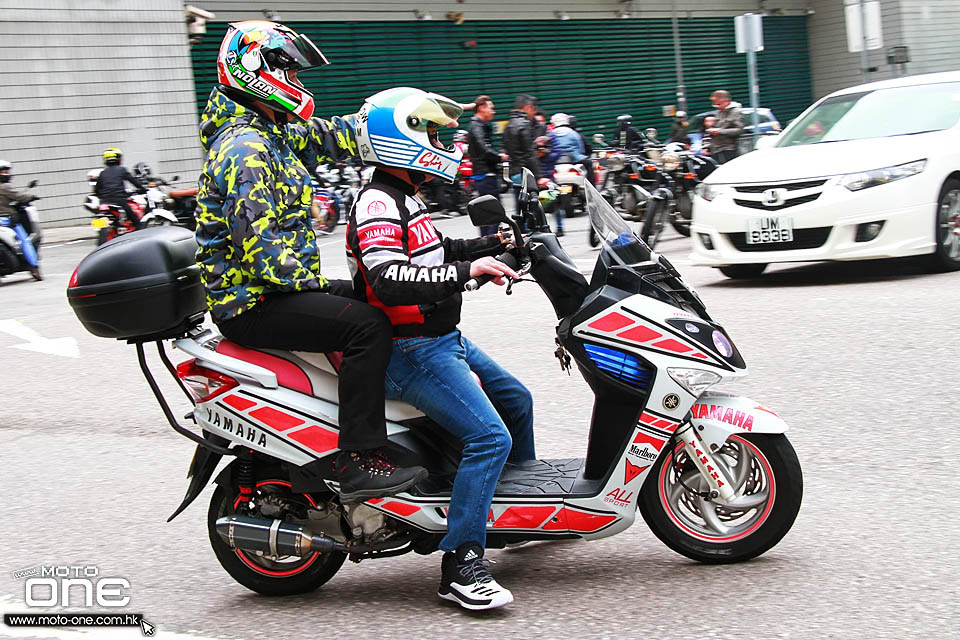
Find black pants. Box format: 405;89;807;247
217;282;392;451
714;149;739;165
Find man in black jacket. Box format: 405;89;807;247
467;95;506;236
615;114;643;151
502;94;542;181
95;147;146;230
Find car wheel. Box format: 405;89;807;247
718;264;767;279
930;178;960;272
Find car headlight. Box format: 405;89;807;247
840;159;926;191
662;154;681;171
667;367;723;396
696;183;730;202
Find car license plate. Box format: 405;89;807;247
746;216;793;244
91;217;110;229
559;185;573;194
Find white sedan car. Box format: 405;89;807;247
690;71;960;278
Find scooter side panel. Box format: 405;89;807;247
194;383;412;468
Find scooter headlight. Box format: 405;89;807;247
661;154;681;171
667;367;723;396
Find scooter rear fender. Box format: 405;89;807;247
688;390;788;451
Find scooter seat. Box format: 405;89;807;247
169;187;198;198
215;340;426;422
216;340;317;395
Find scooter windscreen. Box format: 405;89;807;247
584;180;652;267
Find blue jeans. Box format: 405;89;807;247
384;331;536;552
13;224;37;267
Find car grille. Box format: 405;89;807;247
733;179;827;193
734;192;821;211
726;227;832;252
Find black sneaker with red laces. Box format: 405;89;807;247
335;448;427;505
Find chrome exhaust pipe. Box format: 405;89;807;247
215;515;344;557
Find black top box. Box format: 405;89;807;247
67;226;206;340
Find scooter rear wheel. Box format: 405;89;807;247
639;433;802;564
207;478;346;595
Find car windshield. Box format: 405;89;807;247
584;180;652;267
777;81;960;147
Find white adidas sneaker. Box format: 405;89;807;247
438;544;514;610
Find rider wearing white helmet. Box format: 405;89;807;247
348;86;536;611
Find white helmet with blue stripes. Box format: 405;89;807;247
355;87;464;182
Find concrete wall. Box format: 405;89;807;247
0;0;202;227
900;0;960;80
195;0;813;22
808;0;960;100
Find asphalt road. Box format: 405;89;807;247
0;214;957;639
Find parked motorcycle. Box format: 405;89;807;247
141;172;197;230
0;179;41;281
658;144;717;237
67;169;802;597
552;158;587;219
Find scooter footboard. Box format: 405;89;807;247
688;391;788;451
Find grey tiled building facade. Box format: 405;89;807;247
0;0;203;227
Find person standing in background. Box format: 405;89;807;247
706;90;744;164
467;95;507;236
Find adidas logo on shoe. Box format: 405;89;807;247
438;546;513;611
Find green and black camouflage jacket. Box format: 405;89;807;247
195;87;355;323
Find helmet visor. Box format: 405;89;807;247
271;32;329;70
408;94;463;152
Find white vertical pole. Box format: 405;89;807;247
859;0;870;82
672;0;687;114
746;48;760;149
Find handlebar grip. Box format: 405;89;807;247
464;252;519;292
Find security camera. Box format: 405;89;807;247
185;5;215;43
185;5;215;21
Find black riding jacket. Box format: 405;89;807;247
95;165;144;205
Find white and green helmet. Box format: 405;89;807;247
354;87;464;182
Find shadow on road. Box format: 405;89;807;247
702;257;938;289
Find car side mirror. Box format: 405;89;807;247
467;195;508;227
754;134;780;150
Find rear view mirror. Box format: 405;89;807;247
467;195;507;227
171;175;180;181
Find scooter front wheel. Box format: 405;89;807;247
207;479;346;595
639;433;802;564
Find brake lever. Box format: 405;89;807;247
505;261;533;296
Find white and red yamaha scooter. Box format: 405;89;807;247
67;170;801;596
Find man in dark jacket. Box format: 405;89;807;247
467;94;506;236
614;114;644;151
95;147;146;229
668;111;690;143
502;94;542;180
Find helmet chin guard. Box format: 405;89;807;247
354;87;464;182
